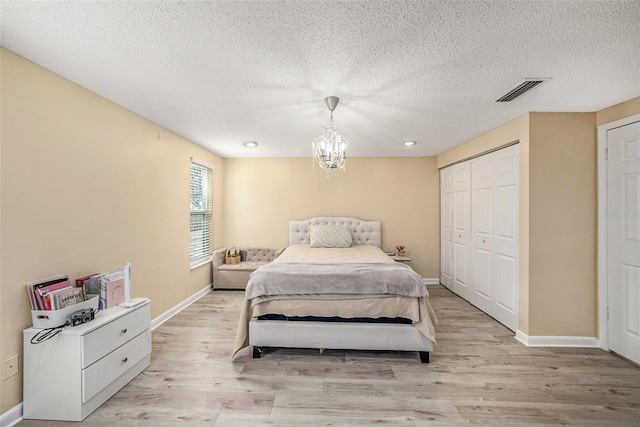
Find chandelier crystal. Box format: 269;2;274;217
312;96;347;174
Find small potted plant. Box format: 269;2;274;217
395;243;406;257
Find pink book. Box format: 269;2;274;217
35;280;71;310
105;278;125;308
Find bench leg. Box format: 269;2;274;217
419;351;430;363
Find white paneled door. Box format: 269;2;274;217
440;167;454;290
607;121;640;364
470;145;519;331
471;154;495;314
452;161;471;300
491;145;519;331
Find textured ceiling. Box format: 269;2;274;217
1;1;639;158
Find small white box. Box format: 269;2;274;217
31;296;99;329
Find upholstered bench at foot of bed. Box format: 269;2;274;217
212;247;283;290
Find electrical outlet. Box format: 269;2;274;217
2;355;19;380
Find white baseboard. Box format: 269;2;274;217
515;330;598;347
0;403;22;427
423;278;440;286
150;283;212;330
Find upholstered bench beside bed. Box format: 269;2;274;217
212;247;284;290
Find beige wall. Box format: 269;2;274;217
596;97;640;126
223;157;440;278
0;48;224;412
436;114;529;169
528;113;597;336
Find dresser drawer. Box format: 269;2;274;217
82;329;151;403
82;303;150;368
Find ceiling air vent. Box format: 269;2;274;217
495;78;551;102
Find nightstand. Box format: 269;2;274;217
390;255;411;263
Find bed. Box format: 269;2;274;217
232;217;437;362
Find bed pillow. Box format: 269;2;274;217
309;225;353;248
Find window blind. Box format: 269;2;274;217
189;161;213;262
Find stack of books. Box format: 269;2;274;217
26;275;86;311
27;264;132;313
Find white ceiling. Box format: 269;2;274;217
1;1;639;158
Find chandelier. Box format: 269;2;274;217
312;96;348;174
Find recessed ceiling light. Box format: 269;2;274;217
244;141;258;147
403;141;416;146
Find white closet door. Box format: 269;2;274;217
471;154;495;314
492;144;519;331
441;145;518;332
607;121;640;364
452;161;472;300
440;167;454;290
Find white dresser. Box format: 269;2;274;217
23;300;151;421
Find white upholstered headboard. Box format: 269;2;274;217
289;217;382;248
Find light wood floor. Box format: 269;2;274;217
20;285;640;426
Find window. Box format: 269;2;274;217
189;158;213;267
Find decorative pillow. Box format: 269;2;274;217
309;225;353;248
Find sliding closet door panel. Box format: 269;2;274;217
473;248;493;310
452;162;472;300
495;190;518;252
494;253;518;330
493;144;519;331
471;155;494;313
440;167;454;289
441;238;453;289
495;151;518;255
453;245;468;294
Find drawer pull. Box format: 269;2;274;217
121;328;128;334
122;357;128;363
482;239;486;243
